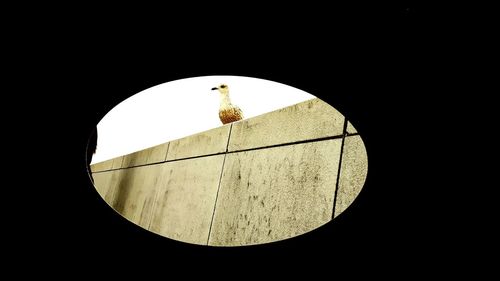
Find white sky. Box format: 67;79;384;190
91;75;316;164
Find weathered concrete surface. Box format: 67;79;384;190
346;121;357;134
110;165;163;228
111;156;124;169
121;148;151;168
113;142;170;169
93;170;129;208
93;171;114;202
149;155;225;245
228;98;344;151
166;125;231;161
145;142;170;164
208;139;342;246
90;158;114;172
90;156;123;172
334;135;368;217
91;97;369;246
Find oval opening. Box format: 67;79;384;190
87;75;368;246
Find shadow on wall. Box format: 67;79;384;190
90;98;368;246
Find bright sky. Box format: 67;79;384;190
91;75;316;164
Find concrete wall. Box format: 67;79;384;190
91;98;368;246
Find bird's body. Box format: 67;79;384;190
219;106;243;124
212;84;243;125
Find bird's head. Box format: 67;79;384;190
211;84;229;94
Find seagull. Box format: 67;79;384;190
211;84;244;125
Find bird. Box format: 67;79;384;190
211;84;244;125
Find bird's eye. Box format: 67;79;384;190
220;85;226;88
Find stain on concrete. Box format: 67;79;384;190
334;135;368;217
166;125;231;160
109;165;162;228
228;98;345;151
92;170;119;203
145;142;170;164
90;158;114;172
208;139;342;246
149;155;225;245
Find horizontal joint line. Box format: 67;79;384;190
91;134;345;173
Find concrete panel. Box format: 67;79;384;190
334;135;368;217
145;142;170;164
117;142;169;168
110;165;163;228
166;125;231;161
111;156;124;169
121;148;151;168
228;98;345;151
209;139;342;246
346;121;357;134
90;158;114;172
92;171;113;200
149;155;225;245
93;170;122;205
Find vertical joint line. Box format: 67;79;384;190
207;123;233;244
147;177;162;231
225;123;233;152
109;170;120;209
117;156;124;169
164;142;170;161
148;143;172;231
332;118;348;219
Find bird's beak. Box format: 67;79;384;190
211;87;218;91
